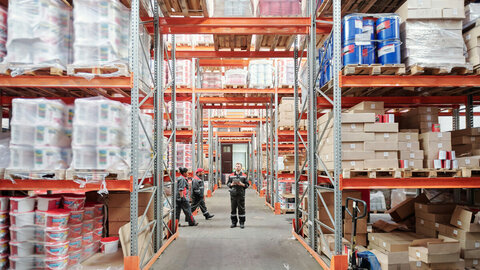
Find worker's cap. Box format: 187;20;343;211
195;168;205;174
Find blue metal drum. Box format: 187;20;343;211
376;15;400;41
342;15;363;43
342;43;361;65
377;40;401;64
361;45;375;65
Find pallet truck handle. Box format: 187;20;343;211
345;197;367;220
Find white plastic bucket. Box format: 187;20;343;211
45;256;68;270
68;249;82;267
69;224;82;239
0;239;8;254
83;205;95;220
0;225;8;241
82;219;94;233
44;241;69;257
10;197;35;213
9;241;35;256
8;255;36;270
94;216;103;229
82;232;93;245
45;209;70;228
10;211;35;227
9;226;35;242
62;194;86;210
0;254;7;269
100;237;119;254
93;227;102;242
36;195;61;211
0;197;9;211
68;210;84;225
44;227;69;242
68;236;82;252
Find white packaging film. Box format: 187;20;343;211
249;60;274;89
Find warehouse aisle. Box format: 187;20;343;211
153;187;321;270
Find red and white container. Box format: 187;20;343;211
9;241;35;256
0;197;9;211
82;231;94;245
35;210;46;226
83;205;95;220
44;227;69;242
10;211;35;227
45;256;68;269
10;226;35;242
8;256;36;270
0;225;8;241
0;239;8;254
82;243;96;259
46;209;70;228
68;236;82;252
44;241;69;257
94;216;103;229
93;227;102;241
0;212;8;226
0;254;7;269
68;210;84;225
62;194;85;210
69;224;82;239
100;237;119;254
93;203;103;217
36;195;61;211
10;197;35;213
68;249;82;266
82;219;94;233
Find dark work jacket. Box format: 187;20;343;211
191;175;204;198
227;171;249;197
176;175;189;201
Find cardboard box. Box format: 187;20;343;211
439;227;480;249
415;203;456;214
416;212;452;226
341;113;376;124
409;259;465;270
464;259;480;268
400;150;424;160
365;142;400;151
344;218;367;234
109;192;154;208
364;123;399;133
319;234;349;259
408;237;461;264
419;132;451;142
451;136;480;145
387;194;429;222
375;151;399;159
450;206;480;232
416;107;440;115
453;144;480;156
319;151;374;162
375;132;399;142
461;248;480;259
369;233;419;252
451;127;480;137
342;123;364;132
349;101;384;112
398;142;420;151
345;233;367;246
364;159;399;169
109;206;153;222
369;245;409;265
341;132;375;142
405;160;424;169
398;132;419;142
455;157;480;168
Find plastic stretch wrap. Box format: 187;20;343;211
0;136;9;168
370;191;387;212
256;0;301;17
167;59;192;87
166;34;214;47
166;101;191;129
249;60;274;88
224;69;248;86
277;59;294;86
401;20;467;68
208;0;254;17
5;0;72;75
465;3;480;26
8;98;71;171
0;6;7;63
201;71;222;88
169;143;192;170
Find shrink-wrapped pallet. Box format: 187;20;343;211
167;101;192;129
249;60;274;88
201;71;222;88
208;0;254;17
256;0;301;17
277;59;295;87
0;6;6;64
167;59;192;88
5;0;73;75
225;69;248;86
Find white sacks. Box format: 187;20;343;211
8;99;71;170
5;0;72;75
249;60;274;89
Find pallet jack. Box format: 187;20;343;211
345;197;367;270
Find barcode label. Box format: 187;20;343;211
410;153;415;159
406;135;411;140
378;44;395;57
384;133;389;138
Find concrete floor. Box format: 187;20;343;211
152;187;321;270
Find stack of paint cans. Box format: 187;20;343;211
376;15;401;65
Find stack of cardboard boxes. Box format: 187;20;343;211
464;3;480;67
399;107;439;133
368;232;418;270
364;120;400;170
452;127;480;157
420;132;455;169
281;154;305;171
277;97;306;129
409;237;463;269
399;131;424;169
414;202;456;238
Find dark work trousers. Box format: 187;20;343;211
230;195;246;225
175;197;195;225
191;196;209;217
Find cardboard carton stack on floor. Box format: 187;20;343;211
399;107;439;133
409;237;463;269
420;132;455;169
438;206;480;268
452;127;480;158
368;232;419;270
278;97;306;129
414;202;456;238
399;131;424;169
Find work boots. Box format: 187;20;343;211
205;213;215;220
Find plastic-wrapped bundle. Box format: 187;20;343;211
73;97;125;127
193;35;214;46
167;34;193;46
465;3;480;26
0;5;6;63
225;69;248;86
12;99;66;126
167;59;192;87
0;136;9;168
201;71;222;88
71;146;126;170
256;0;301;17
249;60;274;88
170;143;192;169
5;0;72;75
208;0;254;17
277;59;294;87
167;101;192;129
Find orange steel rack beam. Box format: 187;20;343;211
203;105;268;109
170;50;296;58
199;96;273;103
199;59;249;67
318;96;480;108
203;117;266;122
340;176;480;190
167;88;294;95
0;180;133;191
340;75;480;88
0;75;131;88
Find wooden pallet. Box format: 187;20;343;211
225;85;247;89
4;169;66;180
254;35;295;51
343;64;406;76
178;127;192;130
403;169;461;178
408;64;473;75
342;169;402;179
6;66;66;76
65;169;132;181
214;35;252;51
281;209;295;214
280;85;294;89
317;0;404;16
67;64;129;77
460;167;480;177
158;0;208;17
279;126;294;131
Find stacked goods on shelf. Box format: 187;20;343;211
167;34;214;47
414;202;456;238
278;98;306;129
4;0;72;76
207;0;254;17
419;132;455;169
0;6;6;63
255;0;301;16
281;154;305;171
399;107;439;133
319;37;333;87
244;109;260;118
71;97;130;171
168;59;192;88
248;60;274;89
193;35;214;46
465;23;480;69
399;131;424;169
169;143;192;170
8;99;71;173
7;194;104;268
451;127;480;156
277;180;295;211
277;59;295;87
167;101;191;129
125;107;154;171
224;69;248;87
341;14;401;66
396;0;470;71
464;3;480;26
201;71;222;88
409;237;462;269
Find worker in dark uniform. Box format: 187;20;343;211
227;162;249;229
191;168;215;220
175;167;198;226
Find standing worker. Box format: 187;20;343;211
191;168;215;220
227;162;249;229
176;167;198;226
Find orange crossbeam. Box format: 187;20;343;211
318;96;477;109
340;176;480;189
0;75;131;89
199;96;272;103
166;88;294;95
199;59;249;67
204;117;266;122
203;105;268;109
171;50;296;59
340;75;480;88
